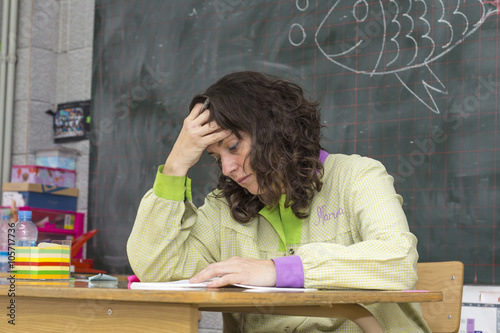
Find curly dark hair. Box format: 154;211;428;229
189;71;323;223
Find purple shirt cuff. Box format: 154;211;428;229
271;255;304;288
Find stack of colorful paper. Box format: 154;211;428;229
13;242;70;279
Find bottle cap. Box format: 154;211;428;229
18;210;32;220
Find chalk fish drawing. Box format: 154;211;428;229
289;0;500;114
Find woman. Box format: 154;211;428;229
127;71;430;332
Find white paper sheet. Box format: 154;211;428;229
130;279;315;292
130;279;210;290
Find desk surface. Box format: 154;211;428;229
0;279;442;306
0;279;443;333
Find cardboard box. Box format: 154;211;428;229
36;147;79;171
459;285;500;333
2;183;78;211
11;165;76;187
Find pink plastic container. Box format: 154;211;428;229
11;165;76;188
0;206;85;258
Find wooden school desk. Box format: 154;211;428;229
0;279;441;333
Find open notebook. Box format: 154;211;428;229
130;279;314;292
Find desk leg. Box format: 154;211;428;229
202;304;383;333
0;296;199;333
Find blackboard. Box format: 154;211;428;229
90;0;500;284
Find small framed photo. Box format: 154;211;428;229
53;100;90;143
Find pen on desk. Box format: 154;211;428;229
199;97;210;115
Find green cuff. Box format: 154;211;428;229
153;165;192;201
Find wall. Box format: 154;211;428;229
12;0;94;226
90;0;500;330
8;1;222;331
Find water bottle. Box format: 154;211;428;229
14;210;38;247
0;210;10;271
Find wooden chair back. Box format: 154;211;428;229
416;261;464;333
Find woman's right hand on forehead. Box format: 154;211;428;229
162;103;230;177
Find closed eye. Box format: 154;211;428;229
229;142;239;151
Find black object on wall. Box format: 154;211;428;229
90;0;500;283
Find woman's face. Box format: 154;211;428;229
206;132;258;194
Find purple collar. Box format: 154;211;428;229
319;150;329;164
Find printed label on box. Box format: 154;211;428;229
480;292;500;304
2;192;25;207
64;214;73;230
459;304;499;333
11;166;76;187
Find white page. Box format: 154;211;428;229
130;279;316;292
130;279;209;290
233;284;316;292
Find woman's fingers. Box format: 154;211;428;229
186;102;206;120
205;275;235;288
189;257;277;287
198;120;229;139
190;262;231;284
187;102;212;126
201;129;232;151
197;119;219;136
185;103;225;140
163;102;227;176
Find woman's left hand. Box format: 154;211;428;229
189;256;277;288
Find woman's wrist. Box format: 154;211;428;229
162;158;189;177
